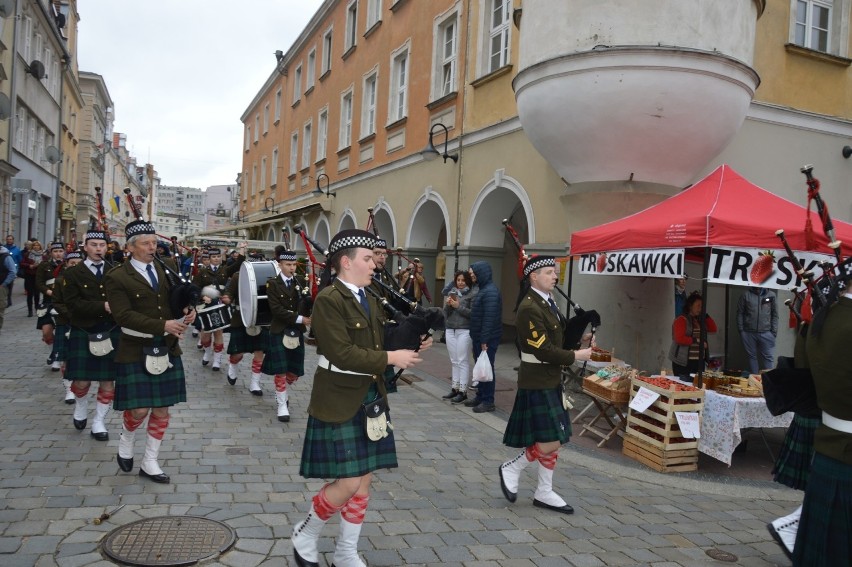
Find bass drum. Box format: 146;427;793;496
239;260;279;328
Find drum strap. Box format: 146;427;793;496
317;354;373;376
823;412;852;434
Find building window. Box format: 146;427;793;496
307;48;316;90
317;108;329;161
302;121;312;170
271;147;279;186
340;90;353;149
245;126;251;150
20;16;32;62
345;1;358;51
252;163;258;196
487;0;511;73
14;107;25;150
263;104;270;133
389;45;409;122
275;89;282;121
290;131;299;174
366;0;382;29
434;12;458;98
793;0;832;52
293;64;303;103
322;26;334;74
361;71;378;137
260;156;267;191
27;116;36;159
254;114;260;142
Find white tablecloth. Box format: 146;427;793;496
698;390;793;466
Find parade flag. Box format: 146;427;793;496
109;196;120;214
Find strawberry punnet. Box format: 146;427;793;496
749;250;776;284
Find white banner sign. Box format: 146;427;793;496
674;412;701;439
707;247;836;290
628;386;661;413
579;249;685;278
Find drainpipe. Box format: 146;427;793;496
453;0;473;274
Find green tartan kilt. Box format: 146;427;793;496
113;356;186;411
260;332;305;375
227;326;269;354
299;385;398;479
503;387;571;448
792;453;852;567
772;413;820;490
383;366;398;394
53;324;70;362
64;327;120;382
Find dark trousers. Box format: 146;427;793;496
24;274;39;309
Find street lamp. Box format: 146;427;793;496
313;173;335;198
264;197;280;214
420;123;458;163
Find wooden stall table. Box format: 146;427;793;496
574;388;628;447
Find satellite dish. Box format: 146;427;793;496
0;0;14;19
45;146;61;164
0;93;10;121
26;60;46;80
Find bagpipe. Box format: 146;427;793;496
282;229;314;318
763;165;849;417
93;187;117;269
502;219;601;350
123;188;201;318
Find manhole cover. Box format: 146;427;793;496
705;548;738;562
101;515;236;566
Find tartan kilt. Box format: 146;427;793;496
227;326;269;354
53;324;70;362
260;332;305;375
792;453;852;567
299;385;398;479
113;356;186;410
772;413;820;490
64;327;120;382
383;366;398;394
503;387;571;448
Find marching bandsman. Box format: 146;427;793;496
193;248;238;371
52;250;83;404
261;245;311;422
36;242;66;369
105;219;196;484
498;256;592;515
370;237;401;394
291;229;430;567
62;231;120;440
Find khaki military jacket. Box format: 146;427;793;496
308;280;389;423
62;261;115;331
51;269;71;326
104;259;181;362
36;259;62;296
267;274;307;334
193;263;235;292
805;296;852;465
516;291;575;390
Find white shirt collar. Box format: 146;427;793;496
337;278;363;298
130;257;153;269
530;286;551;303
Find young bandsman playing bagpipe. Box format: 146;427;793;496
62;230;121;440
291;229;431;567
52;249;82;404
36;242;66;368
499;256;592;515
261;245;311;423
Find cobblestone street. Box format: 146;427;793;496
0;292;798;566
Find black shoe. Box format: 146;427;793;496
73;418;87;430
442;388;459;400
212;366;220;372
139;468;170;484
472;403;496;413
450;393;468;404
64;398;75;405
250;389;263;396
90;431;109;441
201;360;209;366
46;355;54;365
28;309;33;317
294;548;319;567
277;415;290;423
533;499;574;515
227;376;237;386
499;466;517;503
117;454;133;472
463;398;481;407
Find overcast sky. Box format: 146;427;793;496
77;0;325;190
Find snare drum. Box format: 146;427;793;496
197;303;233;332
239;260;279;328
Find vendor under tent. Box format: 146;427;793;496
568;164;852;381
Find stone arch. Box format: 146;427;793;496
407;188;451;249
370;200;397;247
312;216;331;249
465;170;535;247
338;209;358;232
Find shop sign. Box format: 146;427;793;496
578;248;684;278
200;239;237;247
60;203;75;220
707;247;836;290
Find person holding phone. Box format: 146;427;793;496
441;270;476;403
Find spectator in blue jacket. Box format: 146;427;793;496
5;235;21;307
464;261;503;413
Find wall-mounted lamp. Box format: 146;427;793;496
264;197;280;214
313;173;335;198
843;145;852;159
235;210;247;223
420;123;458;163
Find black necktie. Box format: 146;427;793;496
285;278;291;289
548;297;560;318
358;289;370;316
146;264;159;292
93;263;103;281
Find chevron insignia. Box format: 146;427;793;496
527;334;546;349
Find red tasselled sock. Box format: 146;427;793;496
274;374;287;393
70;382;90;399
146;413;170;441
341;493;370;524
229;354;242;364
96;388;114;404
285;372;299;385
538;449;559;470
123;411;145;432
214;343;224;353
251;359;263;374
525;444;541;463
312;484;345;521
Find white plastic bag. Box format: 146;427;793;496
472;351;493;383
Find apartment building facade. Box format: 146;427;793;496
230;0;851;370
57;0;82;243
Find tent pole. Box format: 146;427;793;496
567;256;574;299
724;284;730;373
698;248;711;388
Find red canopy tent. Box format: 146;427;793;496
570;164;852;257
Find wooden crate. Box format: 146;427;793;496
622;434;698;473
582;375;630;404
625;376;704;451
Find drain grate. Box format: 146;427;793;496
101;515;236;566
